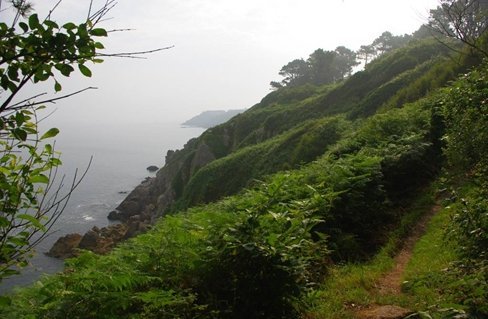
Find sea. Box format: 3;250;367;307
0;120;205;294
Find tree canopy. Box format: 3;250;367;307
271;46;359;88
428;0;488;57
271;30;415;89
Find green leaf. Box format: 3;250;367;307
12;128;27;141
15;111;25;126
29;174;49;184
17;214;46;231
7;80;17;92
50;158;62;166
55;64;74;77
77;23;88;38
28;14;40;30
34;67;50;82
44;144;52;153
44;20;59;29
40;128;59;140
0;296;12;307
18;22;29;32
7;65;19;81
0;74;9;90
90;28;108;37
8;236;28;246
0;216;9;227
94;42;105;49
54;81;62;92
63;22;76;30
78;64;92;77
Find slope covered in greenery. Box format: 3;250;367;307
141;39;462;217
2;33;487;318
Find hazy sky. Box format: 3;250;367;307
11;0;440;124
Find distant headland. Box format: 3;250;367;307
182;109;246;128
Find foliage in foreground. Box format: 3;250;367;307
0;4;108;281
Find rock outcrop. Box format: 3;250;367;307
78;224;128;254
46;222;150;259
49;138;221;258
47;233;82;259
113;140;217;223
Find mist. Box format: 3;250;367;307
16;0;439;127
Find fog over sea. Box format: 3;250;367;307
0;119;205;293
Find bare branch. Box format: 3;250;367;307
0;72;35;114
98;45;175;59
87;0;94;21
45;0;62;21
8;92;48;109
7;87;97;111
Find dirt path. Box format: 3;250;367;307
354;204;441;319
376;204;441;295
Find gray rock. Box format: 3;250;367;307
107;210;120;220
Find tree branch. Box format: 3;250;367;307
7;87;97;111
97;45;175;59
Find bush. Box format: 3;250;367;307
442;62;488;180
195;182;329;318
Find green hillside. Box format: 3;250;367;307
2;28;487;319
123;39;462;218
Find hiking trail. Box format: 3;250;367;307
354;204;441;319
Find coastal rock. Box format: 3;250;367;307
107;210;121;220
78;229;100;250
190;142;216;176
165;149;175;164
125;220;146;239
46;233;82;259
75;224;129;255
147;165;159;172
116;140;218;223
48;136;220;260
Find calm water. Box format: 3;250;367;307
0;120;204;293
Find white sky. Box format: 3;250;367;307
6;0;440;124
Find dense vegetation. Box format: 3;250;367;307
1;1;488;317
166;38;456;213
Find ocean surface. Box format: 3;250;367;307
0;120;205;294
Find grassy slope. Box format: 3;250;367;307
306;178;484;319
2;38;487;318
172;39;457;211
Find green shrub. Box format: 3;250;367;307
194;181;329;318
442;62;488;180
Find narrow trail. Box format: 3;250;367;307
354;204;441;319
